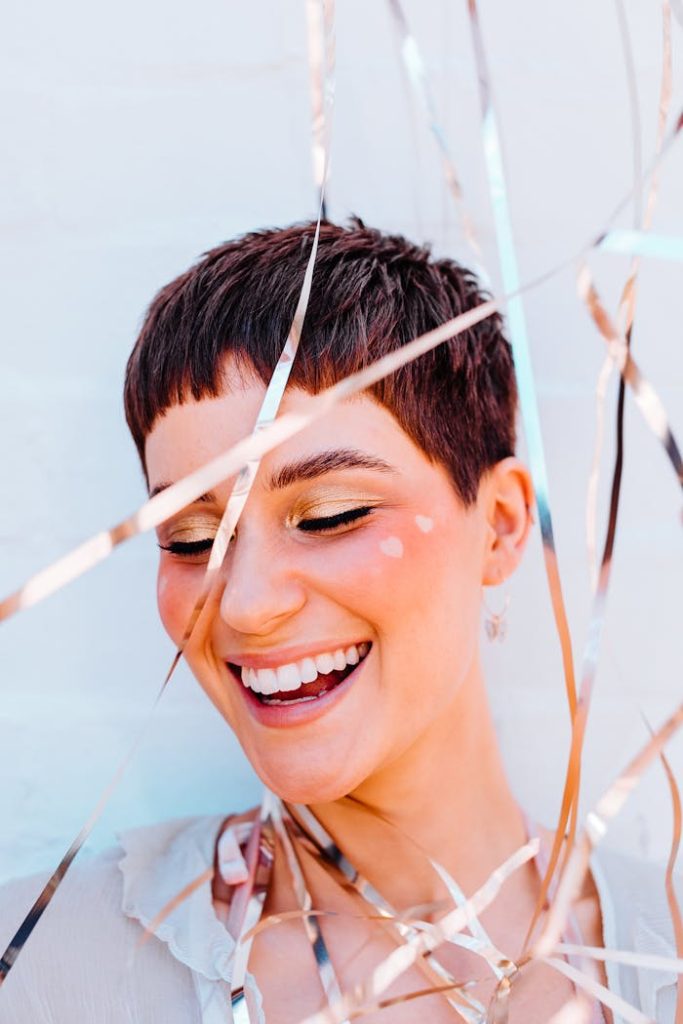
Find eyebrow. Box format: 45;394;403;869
148;448;395;500
148;484;217;501
267;448;396;490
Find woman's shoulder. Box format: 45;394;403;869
0;815;223;1023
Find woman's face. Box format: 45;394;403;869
145;360;506;803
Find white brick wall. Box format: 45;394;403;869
1;0;681;883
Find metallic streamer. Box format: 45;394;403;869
597;229;683;260
286;805;490;1022
0;685;169;980
532;254;681;954
0;293;503;626
228;807;277;1023
535;700;683;959
295;840;539;1024
0;0;336;980
466;0;578;730
657;744;683;1022
1;13;682;1004
540;957;650;1024
577;264;683;487
5;285;504;984
270;801;346;1016
307;0;335;217
386;0;484;268
586;0;672;587
290;802;509;984
555;944;683;974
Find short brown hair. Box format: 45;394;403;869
124;218;517;505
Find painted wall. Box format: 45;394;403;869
1;0;681;884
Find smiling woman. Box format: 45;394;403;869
0;220;677;1022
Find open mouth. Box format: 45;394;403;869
228;642;371;707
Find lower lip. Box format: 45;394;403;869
231;655;369;729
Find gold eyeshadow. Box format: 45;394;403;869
157;511;222;546
287;486;384;525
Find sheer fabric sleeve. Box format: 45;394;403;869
0;850;200;1024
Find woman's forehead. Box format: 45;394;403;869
143;383;423;497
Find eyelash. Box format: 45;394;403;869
158;539;214;556
158;506;375;556
296;505;374;532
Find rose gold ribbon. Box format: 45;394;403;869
534;700;683;960
466;0;578;739
295;839;539;1024
307;0;335;216
387;0;484;271
0;0;336;983
656;735;683;1023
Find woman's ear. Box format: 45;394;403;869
481;457;534;586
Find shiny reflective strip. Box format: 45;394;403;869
387;0;484;270
466;0;577;729
535;701;683;959
270;801;346;1015
0;684;168;981
555;943;683;974
541;958;651;1024
656;742;683;1018
174;0;335;654
290;802;503;972
287;805;489;1021
534;232;683;945
228;802;275;991
597;229;683;260
585;353;614;591
577;265;683;487
585;0;672;584
0;3;335;982
467;0;579;951
296;840;539;1024
430;858;508;981
0;293;503;626
307;0;335;216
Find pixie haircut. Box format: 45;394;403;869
124;219;517;505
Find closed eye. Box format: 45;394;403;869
297;506;374;532
158;539;214;556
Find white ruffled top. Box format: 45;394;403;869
0;814;678;1023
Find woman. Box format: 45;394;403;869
0;220;676;1021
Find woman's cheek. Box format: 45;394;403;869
156;561;204;644
306;526;415;602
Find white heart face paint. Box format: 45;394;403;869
379;536;404;558
415;514;434;533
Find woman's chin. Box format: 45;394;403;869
252;761;363;806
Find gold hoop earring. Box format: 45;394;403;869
483;592;510;642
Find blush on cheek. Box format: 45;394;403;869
156;566;200;645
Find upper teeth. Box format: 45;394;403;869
240;643;369;696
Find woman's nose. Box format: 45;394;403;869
218;528;306;636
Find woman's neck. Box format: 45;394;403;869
307;659;529;913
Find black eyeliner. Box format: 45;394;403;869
297;506;374;532
158;539;214;555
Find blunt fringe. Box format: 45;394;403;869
124;218;518;505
